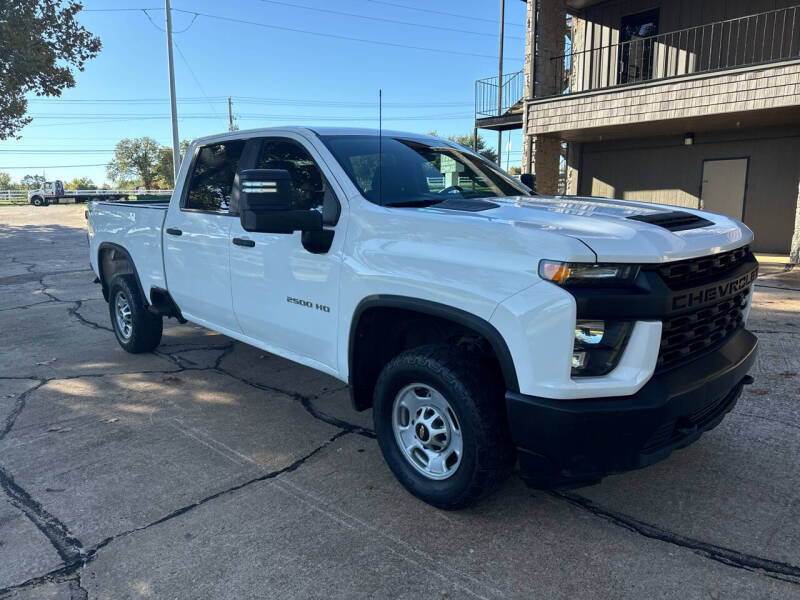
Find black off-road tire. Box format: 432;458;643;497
108;274;163;353
373;344;515;509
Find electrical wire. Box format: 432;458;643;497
0;149;116;153
0;163;109;169
255;0;524;40
173;40;226;126
171;8;513;61
362;0;525;28
141;8;199;34
27;97;474;108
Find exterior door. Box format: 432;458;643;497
163;139;246;333
700;158;749;220
229;134;344;371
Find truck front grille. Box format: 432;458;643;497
657;245;750;289
656;289;749;371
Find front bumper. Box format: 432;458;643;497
505;327;758;489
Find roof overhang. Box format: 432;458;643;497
520;0;610;11
565;0;611;11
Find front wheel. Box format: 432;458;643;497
373;345;515;509
31;196;43;206
108;274;163;353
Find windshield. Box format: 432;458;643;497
318;135;529;206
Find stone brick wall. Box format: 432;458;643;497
525;60;800;136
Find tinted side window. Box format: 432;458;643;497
185;140;246;212
256;139;328;211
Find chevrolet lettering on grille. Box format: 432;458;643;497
671;267;758;311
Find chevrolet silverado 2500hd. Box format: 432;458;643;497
87;127;758;509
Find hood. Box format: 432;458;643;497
423;195;753;263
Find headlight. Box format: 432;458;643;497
539;260;639;286
571;319;632;377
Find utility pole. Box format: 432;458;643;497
165;0;180;183
228;97;235;131
497;0;505;161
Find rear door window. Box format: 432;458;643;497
184;140;246;212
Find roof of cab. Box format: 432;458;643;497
190;126;444;147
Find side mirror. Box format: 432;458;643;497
236;169;322;234
520;173;535;191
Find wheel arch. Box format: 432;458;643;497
347;295;519;411
97;242;149;305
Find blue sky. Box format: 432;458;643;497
1;0;527;186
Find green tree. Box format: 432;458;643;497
447;133;498;164
0;173;12;189
0;1;101;140
154;140;190;188
107;137;161;188
20;174;45;189
429;131;498;163
65;177;95;189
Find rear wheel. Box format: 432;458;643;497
373;345;515;509
108;274;162;353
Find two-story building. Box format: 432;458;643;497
476;0;800;256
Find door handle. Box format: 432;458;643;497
232;237;255;247
166;228;182;236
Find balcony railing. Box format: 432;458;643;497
475;70;524;119
551;4;800;96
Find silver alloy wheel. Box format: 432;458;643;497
391;383;463;480
114;291;133;340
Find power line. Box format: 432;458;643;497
362;0;525;27
141;8;198;34
0;163;109;169
173;39;226;126
82;7;162;11
27;96;474;108
255;0;524;40
27;111;473;120
171;8;514;61
0;149;115;153
83;5;522;62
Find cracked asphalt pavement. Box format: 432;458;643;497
1;205;799;599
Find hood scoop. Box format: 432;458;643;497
627;210;714;232
434;198;499;212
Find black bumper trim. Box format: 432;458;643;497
506;328;758;489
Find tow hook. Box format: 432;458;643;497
742;375;755;385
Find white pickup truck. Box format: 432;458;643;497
87;127;758;508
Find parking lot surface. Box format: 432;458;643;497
0;205;799;599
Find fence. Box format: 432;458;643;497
0;190;28;204
475;70;525;119
552;4;800;95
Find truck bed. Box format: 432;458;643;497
93;199;171;208
87;200;169;297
